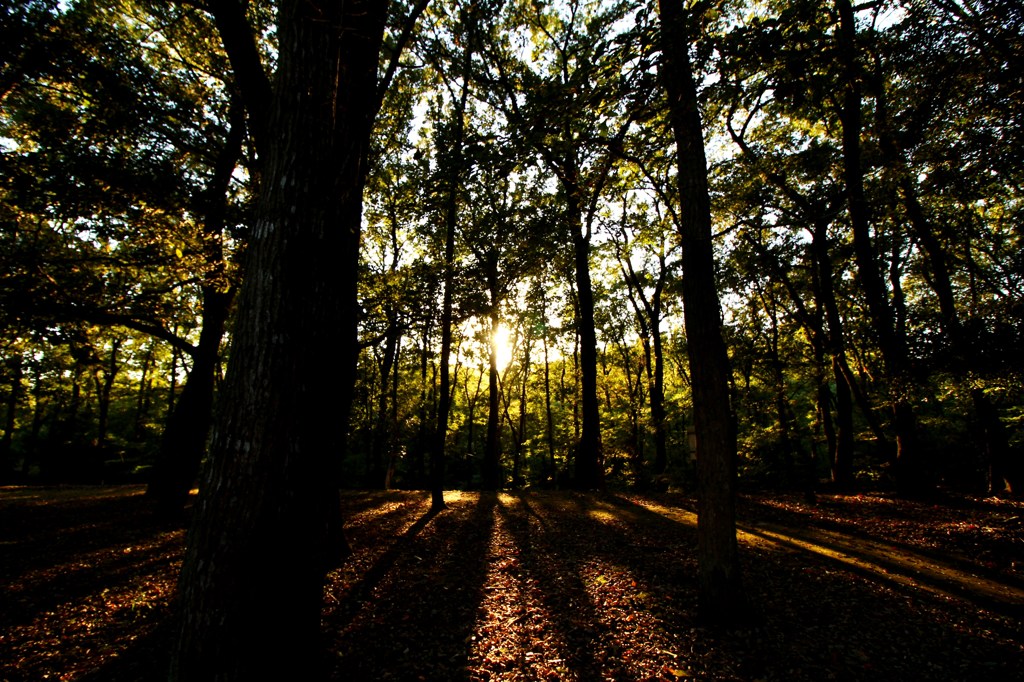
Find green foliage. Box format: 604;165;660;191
1;0;1020;492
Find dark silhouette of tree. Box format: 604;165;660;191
656;0;746;625
170;0;397;677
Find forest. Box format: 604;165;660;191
1;0;1022;678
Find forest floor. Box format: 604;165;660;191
1;485;1022;681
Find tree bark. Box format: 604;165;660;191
170;1;387;678
657;0;745;625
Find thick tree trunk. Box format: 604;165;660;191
657;0;745;625
170;1;386;679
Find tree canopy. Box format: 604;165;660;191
1;0;1022;669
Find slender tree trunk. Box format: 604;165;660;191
133;341;154;439
94;338;122;449
372;315;399;485
147;289;233;515
571;211;604;489
657;0;745;625
835;0;924;495
167;326;179;418
514;335;531;486
28;362;44;461
432;15;474;510
544;330;556;480
619;245;669;480
482;252;503;490
808;221;857;487
413;318;432;485
650;306;668;476
1;355;23;478
148;96;244;516
170;1;387;678
383;334;402;490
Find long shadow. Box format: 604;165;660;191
0;489;181;579
496;492;604;679
340;492;433;545
735;517;1024;618
1;531;183;630
609;492;1024;616
326;503;444;629
327;492;498;680
738;495;1024;579
338;489;428;520
607;493;1024;681
0;487;186;633
0;490;183;682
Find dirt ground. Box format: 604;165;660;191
1;485;1022;680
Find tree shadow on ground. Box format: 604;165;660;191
607;492;1024;681
326;492;498;680
0;486;184;682
3;488;1023;681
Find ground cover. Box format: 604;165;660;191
1;486;1021;680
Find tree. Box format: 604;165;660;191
170;0;405;677
1;0;251;485
429;0;476;507
656;0;746;624
480;0;653;488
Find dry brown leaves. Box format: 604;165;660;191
2;486;1022;681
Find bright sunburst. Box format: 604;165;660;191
493;323;513;371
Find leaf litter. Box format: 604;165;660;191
1;486;1022;680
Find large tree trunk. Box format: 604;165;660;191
170;1;387;679
657;0;745;625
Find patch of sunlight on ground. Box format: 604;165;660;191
469;495;573;679
632;496;1024;611
587;508;618;524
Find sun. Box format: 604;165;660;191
493;323;513;371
